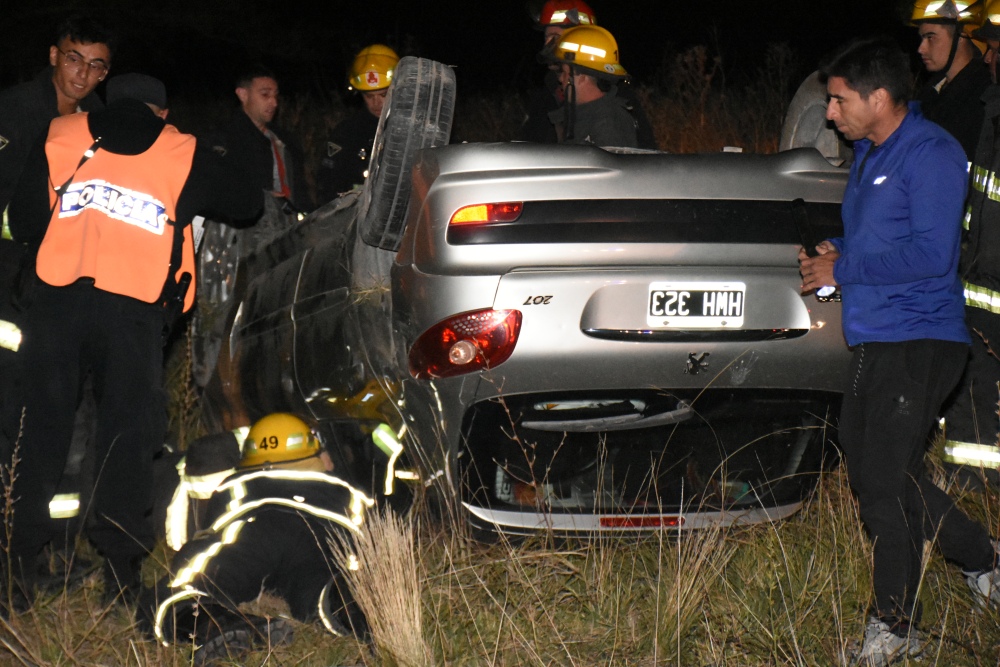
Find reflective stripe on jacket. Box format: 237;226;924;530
961;86;1000;309
37;113;197;310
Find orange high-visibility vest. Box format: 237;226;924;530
37;112;198;311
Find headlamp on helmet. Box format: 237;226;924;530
538;0;597;28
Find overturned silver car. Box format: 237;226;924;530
195;57;850;535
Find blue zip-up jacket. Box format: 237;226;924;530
829;102;970;347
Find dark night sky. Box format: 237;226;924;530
4;0;915;102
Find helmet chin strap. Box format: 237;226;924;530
940;26;963;81
563;67;577;141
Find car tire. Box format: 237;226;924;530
358;56;457;251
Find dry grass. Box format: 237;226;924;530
2;464;1000;665
331;510;432;667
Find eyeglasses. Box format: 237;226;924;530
57;47;109;76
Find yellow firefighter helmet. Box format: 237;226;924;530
549;24;628;80
974;0;1000;39
240;413;321;469
349;44;400;92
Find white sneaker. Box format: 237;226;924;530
854;617;922;666
965;567;1000;608
964;540;1000;609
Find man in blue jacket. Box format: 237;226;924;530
799;36;999;666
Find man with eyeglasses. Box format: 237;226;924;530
0;12;114;353
0;10;114;600
0;12;113;225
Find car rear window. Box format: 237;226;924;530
446;199;843;246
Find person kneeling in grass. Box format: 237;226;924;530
137;413;372;663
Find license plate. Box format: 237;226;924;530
647;281;746;328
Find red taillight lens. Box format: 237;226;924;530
599;515;685;528
449;202;523;225
409;309;522;379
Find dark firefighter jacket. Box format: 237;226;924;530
918;57;991;162
151;467;373;644
315;108;379;205
963;84;1000;313
521;68;657;149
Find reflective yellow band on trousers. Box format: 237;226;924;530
943;441;1000;467
49;493;80;519
0;319;21;352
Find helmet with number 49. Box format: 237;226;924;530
240;413;321;469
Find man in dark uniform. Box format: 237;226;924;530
315;45;399;206
139;413;369;664
544;25;638;147
209;65;311;216
0;10;114;593
520;0;656;149
942;4;1000;473
0;12;113;409
0;13;112;219
2;73;263;610
912;0;991;160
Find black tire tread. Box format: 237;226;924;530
359;57;457;251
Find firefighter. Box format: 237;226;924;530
535;0;598;50
520;1;656;148
315;44;399;205
139;413;371;663
941;1;1000;474
543;24;638;147
912;0;991;160
155;430;242;552
521;0;597;143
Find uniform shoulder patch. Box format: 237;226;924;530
327;142;342;158
0;135;9;152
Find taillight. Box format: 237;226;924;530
449;202;523;225
599;515;685;528
409;309;522;379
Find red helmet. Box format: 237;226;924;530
538;0;597;29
